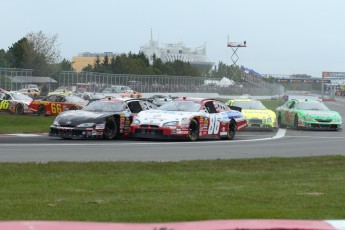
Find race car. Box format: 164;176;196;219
47;87;74;96
129;97;247;141
29;94;88;116
276;98;342;130
0;91;33;114
120;90;142;98
226;98;277;130
146;95;177;106
49;97;157;139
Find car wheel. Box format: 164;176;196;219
277;113;286;128
37;105;46;116
103;119;118;140
294;114;299;129
187;119;199;141
225;119;236;140
15;104;24;115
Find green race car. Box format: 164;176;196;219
226;99;277;130
276;98;342;130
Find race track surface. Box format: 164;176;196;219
1;97;345;162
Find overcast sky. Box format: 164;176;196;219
1;0;344;77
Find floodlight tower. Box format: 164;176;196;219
227;38;247;66
227;38;246;79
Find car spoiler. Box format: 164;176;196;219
229;105;242;112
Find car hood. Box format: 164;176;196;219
54;110;125;126
242;109;276;119
297;110;340;119
135;110;200;126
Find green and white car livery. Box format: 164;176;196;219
276;98;342;130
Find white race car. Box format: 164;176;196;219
130;97;247;141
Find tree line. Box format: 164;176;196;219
0;30;243;81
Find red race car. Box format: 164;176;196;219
29;94;88;116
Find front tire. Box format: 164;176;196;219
187;119;199;141
15;104;24;115
103;119;118;140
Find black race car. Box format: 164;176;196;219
49;97;157;139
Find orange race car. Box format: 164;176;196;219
120;90;142;98
29;94;88;116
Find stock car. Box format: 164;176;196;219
146;95;177;106
129;97;247;141
276;98;342;130
226;98;277;130
49;97;157;139
29;94;88;116
0;91;33;114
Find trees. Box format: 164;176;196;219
1;31;62;77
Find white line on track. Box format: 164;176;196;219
0;129;287;147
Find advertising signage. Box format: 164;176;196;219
322;72;345;78
275;79;329;83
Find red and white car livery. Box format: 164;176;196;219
130;97;247;141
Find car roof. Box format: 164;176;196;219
229;99;258;102
99;97;142;103
173;97;217;103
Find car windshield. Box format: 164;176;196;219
158;101;201;112
83;101;127;112
296;101;329;110
232;101;266;110
66;96;87;104
11;93;32;101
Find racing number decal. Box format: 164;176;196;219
0;100;10;110
208;114;220;135
51;103;62;114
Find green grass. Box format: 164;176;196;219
1;156;345;221
0;113;55;134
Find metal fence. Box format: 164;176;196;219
58;71;284;96
0;68;284;96
0;68;33;90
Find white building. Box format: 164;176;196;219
140;35;214;73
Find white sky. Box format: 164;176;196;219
1;0;344;77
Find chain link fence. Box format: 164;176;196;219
58;71;284;96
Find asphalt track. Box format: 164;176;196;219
1;97;345;162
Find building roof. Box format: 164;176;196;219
11;76;57;84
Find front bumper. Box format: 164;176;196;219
49;126;104;139
129;125;189;140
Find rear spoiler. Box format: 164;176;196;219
229;105;242;112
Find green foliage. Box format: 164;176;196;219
82;52;201;77
0;156;345;221
210;61;242;81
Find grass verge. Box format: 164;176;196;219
0;114;55;134
1;156;345;221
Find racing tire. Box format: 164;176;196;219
103;119;118;140
15;104;24;115
277;113;286;128
37;105;46;116
187;119;199;141
294;114;299;129
222;119;236;140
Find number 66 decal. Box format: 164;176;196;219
208;114;221;134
